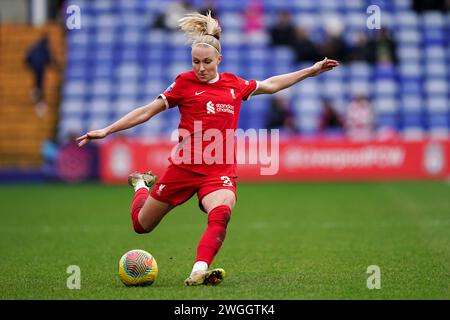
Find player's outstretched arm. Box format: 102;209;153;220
253;57;339;96
76;98;166;147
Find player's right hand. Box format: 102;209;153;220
76;129;108;147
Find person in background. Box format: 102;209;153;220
320;18;349;63
292;27;321;63
198;0;218;18
345;94;375;140
24;33;59;117
348;31;376;64
268;10;296;47
244;0;265;34
318;99;344;135
153;0;194;31
412;0;448;12
373;27;398;66
266;95;298;134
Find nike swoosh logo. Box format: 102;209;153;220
195;91;206;96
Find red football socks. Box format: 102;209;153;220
195;205;232;266
130;188;148;234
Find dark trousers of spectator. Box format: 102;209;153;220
32;67;45;102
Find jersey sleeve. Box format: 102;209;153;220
158;75;184;109
235;76;259;101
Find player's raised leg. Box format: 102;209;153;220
184;189;235;286
129;172;174;233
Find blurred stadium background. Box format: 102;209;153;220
0;0;449;182
0;0;449;300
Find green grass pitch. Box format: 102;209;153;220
0;181;449;299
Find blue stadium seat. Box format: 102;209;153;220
402;113;425;128
220;12;244;32
395;11;419;28
294;12;319;29
347;62;372;78
349;80;372;96
425;79;448;96
393;0;410;11
401;79;422;95
292;78;319;97
398;45;422;61
272;46;295;63
297;115;319;135
399;62;422;80
375;79;398;96
374;64;397;79
374;97;398;114
377;113;399;129
425;62;448;78
293;96;321;117
401;94;423;112
217;0;249;12
425;46;446;60
423;29;446;46
323;80;345;98
422;12;445;28
426;96;448;112
427;113;449;129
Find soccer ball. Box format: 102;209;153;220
118;249;158;286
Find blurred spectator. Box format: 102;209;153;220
345;94;375;140
318;99;344;134
24;33;60;117
198;0;218;18
41;138;59;180
292;27;321;63
244;0;265;34
320;19;349;62
373;27;398;65
47;0;66;23
413;0;448;12
153;0;194;31
348;32;376;64
269;10;296;47
266;95;298;134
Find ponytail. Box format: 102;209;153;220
178;11;222;54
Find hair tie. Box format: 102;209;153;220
205;33;219;40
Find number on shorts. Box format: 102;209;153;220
221;176;233;187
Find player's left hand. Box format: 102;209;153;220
309;57;339;77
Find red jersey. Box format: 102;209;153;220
158;71;258;177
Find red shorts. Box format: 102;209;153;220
150;164;237;212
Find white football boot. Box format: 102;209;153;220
184;268;226;286
127;171;157;189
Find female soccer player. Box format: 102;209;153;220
77;11;338;286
